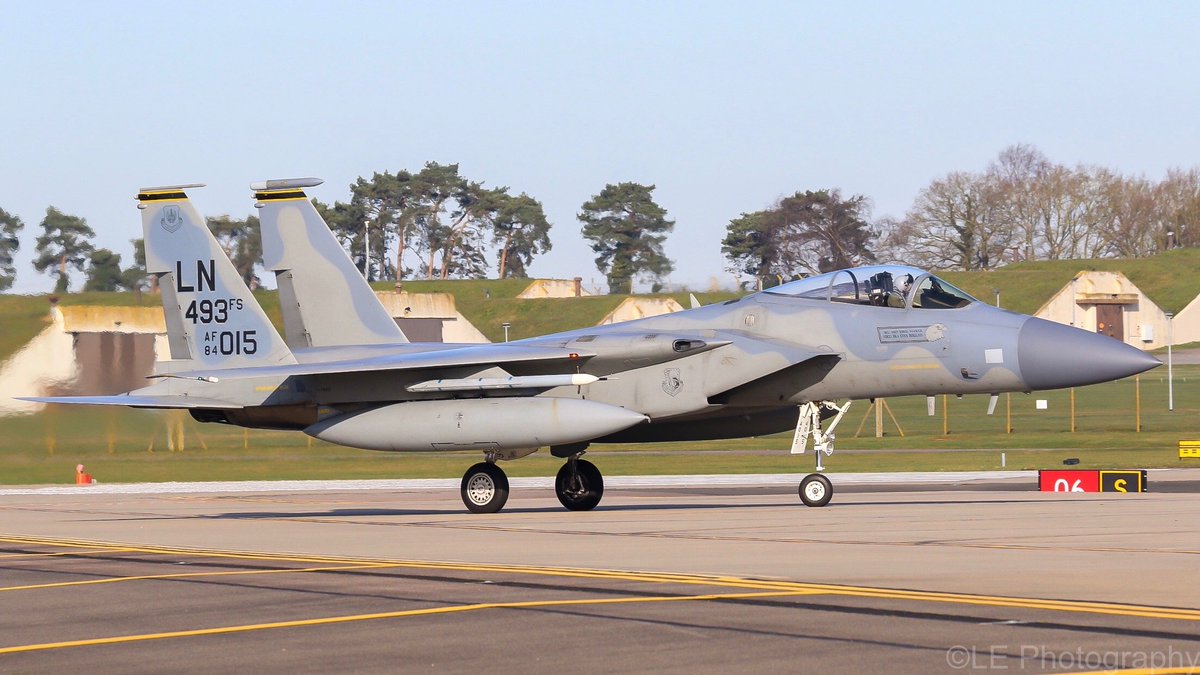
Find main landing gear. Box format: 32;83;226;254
460;462;509;514
551;443;603;511
458;445;606;514
555;456;604;511
790;401;851;507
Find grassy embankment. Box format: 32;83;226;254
939;247;1200;315
367;277;738;343
0;280;736;361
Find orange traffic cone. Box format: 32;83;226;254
75;464;94;486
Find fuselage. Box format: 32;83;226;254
179;265;1159;449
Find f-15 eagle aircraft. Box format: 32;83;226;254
22;180;1160;513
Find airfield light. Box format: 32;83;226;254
502;322;511;342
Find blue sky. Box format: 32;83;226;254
2;1;1197;292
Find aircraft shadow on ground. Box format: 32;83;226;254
69;492;1085;523
199;496;1050;519
206;501;794;519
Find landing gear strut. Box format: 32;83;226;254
790;401;851;507
460;461;509;514
555;456;604;511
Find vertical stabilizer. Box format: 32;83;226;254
254;178;409;348
138;185;296;368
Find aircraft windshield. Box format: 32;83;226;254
764;265;976;309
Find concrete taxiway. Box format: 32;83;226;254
1;471;1199;673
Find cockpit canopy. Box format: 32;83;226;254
763;265;976;310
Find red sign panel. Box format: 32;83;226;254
1038;470;1100;493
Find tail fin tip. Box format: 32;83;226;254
250;177;324;191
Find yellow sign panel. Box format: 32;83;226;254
1099;470;1145;493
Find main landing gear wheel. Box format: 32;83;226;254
461;462;509;514
798;473;833;507
555;458;604;511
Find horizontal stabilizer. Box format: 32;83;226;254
172;344;596;381
17;395;242;409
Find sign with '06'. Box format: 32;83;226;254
1038;470;1147;493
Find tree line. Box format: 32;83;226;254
2;146;1197;295
0;163;675;295
313;163;673;293
721;144;1200;286
878;144;1200;270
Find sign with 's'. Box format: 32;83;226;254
1037;470;1147;493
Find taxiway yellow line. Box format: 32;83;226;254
0;536;365;566
0;590;819;655
0;548;138;560
0;563;400;593
5;534;1200;623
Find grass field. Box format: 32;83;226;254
1;366;1196;485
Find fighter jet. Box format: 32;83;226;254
22;181;1160;513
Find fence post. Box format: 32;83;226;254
1070;388;1076;432
1135;375;1141;432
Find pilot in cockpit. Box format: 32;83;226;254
894;273;914;307
868;271;914;308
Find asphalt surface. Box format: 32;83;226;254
2;473;1199;674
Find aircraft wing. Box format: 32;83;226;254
17;395;243;409
171;344;596;382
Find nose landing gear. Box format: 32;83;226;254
791;401;850;507
798;473;833;507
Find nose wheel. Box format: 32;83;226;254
460;462;509;513
799;473;833;507
555;457;604;511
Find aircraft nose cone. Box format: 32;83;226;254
1017;317;1160;390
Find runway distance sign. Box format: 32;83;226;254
1038;470;1147;493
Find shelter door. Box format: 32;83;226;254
1095;305;1123;341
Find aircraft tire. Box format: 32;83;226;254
461;462;509;514
798;473;833;507
555;459;604;511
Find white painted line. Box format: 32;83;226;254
0;471;1038;496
